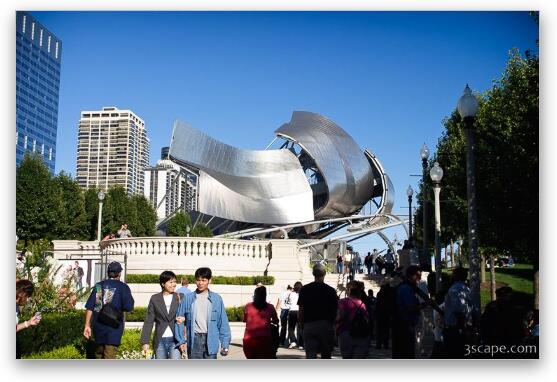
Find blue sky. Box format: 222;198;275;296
30;11;538;255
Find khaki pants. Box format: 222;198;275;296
95;344;118;359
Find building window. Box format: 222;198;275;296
32;139;36;152
22;15;26;34
23;135;28;149
15;130;18;145
39;29;43;47
31;23;35;40
49;147;52;160
55;41;59;59
47;35;51;53
41;143;45;155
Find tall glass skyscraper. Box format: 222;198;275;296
16;11;62;173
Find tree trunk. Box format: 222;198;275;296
534;270;539;310
490;254;496;301
480;251;486;283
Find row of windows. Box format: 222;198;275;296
16;62;59;91
20;15;60;60
16;98;58;131
16;131;53;160
16;69;60;100
16;45;61;78
16;84;59;116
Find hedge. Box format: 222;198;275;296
126;274;274;285
126;306;245;322
19;306;246;358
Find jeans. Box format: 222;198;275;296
279;309;289;345
302;320;335;359
189;333;217;359
155;336;181;359
338;331;371;359
336;262;343;274
366;265;372;276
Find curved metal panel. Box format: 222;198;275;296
275;111;375;218
169;120;314;224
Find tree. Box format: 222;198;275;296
54;172;88;240
191;223;213;238
83;187;101;240
131;194;157;236
166;211;192;236
16;154;64;244
414;49;538;265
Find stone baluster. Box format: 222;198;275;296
192;240;198;256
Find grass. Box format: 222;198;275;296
444;263;535;311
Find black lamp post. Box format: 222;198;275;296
430;162;444;294
420;143;431;270
406;185;414;242
457;84;480;313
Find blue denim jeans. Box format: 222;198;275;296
155;336;181;359
336;262;343;274
189;333;217;359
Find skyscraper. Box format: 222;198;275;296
16;11;62;173
76;107;150;194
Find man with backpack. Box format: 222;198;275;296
335;280;371;358
83;261;134;359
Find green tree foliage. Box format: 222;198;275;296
191;223;214;238
16;154;64;243
414;49;538;263
166;211;192;236
132;194;157;236
54;172;88;240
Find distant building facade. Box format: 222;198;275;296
16;11;62;173
76;107;149;194
144;158;198;221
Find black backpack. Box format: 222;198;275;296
349;300;370;338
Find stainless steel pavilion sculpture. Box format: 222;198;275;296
167;111;404;241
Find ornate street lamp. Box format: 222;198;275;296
420;143;431;270
430;162;444;294
186;224;191;238
457;84;480;312
97;191;105;242
406;185;414;242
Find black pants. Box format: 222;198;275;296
376;317;390;348
392;320;416;359
279;309;289;345
287;310;303;346
443;327;466;358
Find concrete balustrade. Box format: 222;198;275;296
52;237;313;306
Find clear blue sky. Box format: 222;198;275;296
30;11;538;255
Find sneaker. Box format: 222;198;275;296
288;342;297;349
298;346;304;350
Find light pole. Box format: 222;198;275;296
97;191;105;242
430;162;444;294
186;225;191;238
406;185;414;242
457;84;480;313
420;143;430;270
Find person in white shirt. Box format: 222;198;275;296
287;282;303;349
275;285;293;347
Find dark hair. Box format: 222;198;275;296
16;279;34;300
452;267;468;282
253;286;267;311
286;285;292;290
293;281;302;293
107;271;120;279
367;289;374;297
406;265;421;278
159;270;177;289
195;267;212;280
347;281;365;298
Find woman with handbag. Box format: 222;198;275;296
242;286;279;359
140;271;184;359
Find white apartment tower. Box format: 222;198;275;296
144;159;198;221
76;107;150;194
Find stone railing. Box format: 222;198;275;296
101;237;272;259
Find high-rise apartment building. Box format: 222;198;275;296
16;11;62;173
76;107;150;194
144;156;198;222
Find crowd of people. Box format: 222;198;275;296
16;251;538;360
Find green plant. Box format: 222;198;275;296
126;274;274;286
24;344;84;359
125;306;245;322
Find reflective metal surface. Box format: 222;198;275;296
169;120;314;224
275;111;375;218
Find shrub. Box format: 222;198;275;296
126;306;245;322
126;274;274;285
24;344;84;359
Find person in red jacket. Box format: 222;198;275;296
243;286;279;359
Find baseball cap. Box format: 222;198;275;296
107;261;123;273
